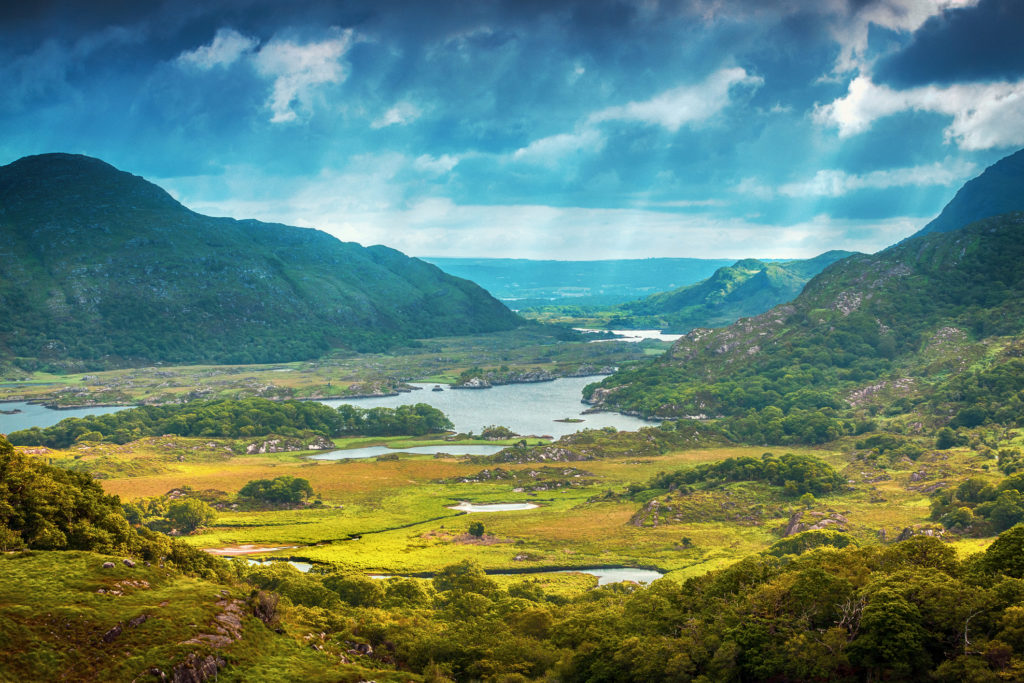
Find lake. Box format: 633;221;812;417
321;376;652;438
575;328;683;343
310;444;508;461
0;401;130;433
0;376;653;438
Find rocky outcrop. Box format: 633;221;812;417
244;434;332;454
783;510;850;537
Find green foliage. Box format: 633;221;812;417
931;474;1024;532
164;498;216;533
0;434;227;578
765;529;855;557
467;521;485;538
239;476;314;506
641;452;846;498
8;398;453;448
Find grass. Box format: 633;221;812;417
15;432;1009;589
0;550;390;682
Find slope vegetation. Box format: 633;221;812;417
0;154;519;367
611;250;854;332
587;212;1024;435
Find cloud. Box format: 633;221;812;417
815;75;1024;149
587;67;763;132
176;28;257;70
252;29;355;123
371;101;422;128
826;0;979;74
414;153;460;174
512;128;605;165
165;162;923;260
775;160;977;198
874;0;1024;87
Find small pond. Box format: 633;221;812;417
447;501;539;512
310;444;507;461
247;558;314;572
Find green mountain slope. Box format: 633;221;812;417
911;147;1024;238
0;154;520;367
611;250;855;332
587;211;1024;437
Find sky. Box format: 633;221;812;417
2;0;1023;259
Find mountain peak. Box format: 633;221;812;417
911;147;1024;238
0;152;184;219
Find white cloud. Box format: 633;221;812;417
816;76;1024;150
512;129;605;165
372;101;422;128
164;163;924;260
414;154;460;174
775;160;977;198
177;28;258;70
252;29;354;123
587;67;763;132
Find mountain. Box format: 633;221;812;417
911;147;1024;238
0;154;520;367
587;210;1024;437
422;256;736;307
609;250;855;332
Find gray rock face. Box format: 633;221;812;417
171;653;225;683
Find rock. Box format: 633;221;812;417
123;558;136;568
128;614;151;628
171;653;225;683
102;561;116;569
101;623;123;642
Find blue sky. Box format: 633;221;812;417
2;0;1022;259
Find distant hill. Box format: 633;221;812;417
609;250;855;332
422;256;736;307
0;154;520;367
588;211;1024;432
910;147;1024;238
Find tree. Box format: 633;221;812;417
238;476;314;505
468;521;485;538
165;498;216;533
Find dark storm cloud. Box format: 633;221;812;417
874;0;1024;87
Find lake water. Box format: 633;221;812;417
321;376;652;437
1;375;653;438
0;401;131;434
557;567;664;585
447;501;539;512
310;444;508;461
575;328;683;343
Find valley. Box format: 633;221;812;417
4;148;1024;682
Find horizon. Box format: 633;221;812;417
3;0;1022;259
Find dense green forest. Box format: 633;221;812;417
6;398;453;448
0;154;520;368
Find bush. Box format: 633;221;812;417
239;476;314;505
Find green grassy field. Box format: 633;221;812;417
28;433;995;582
